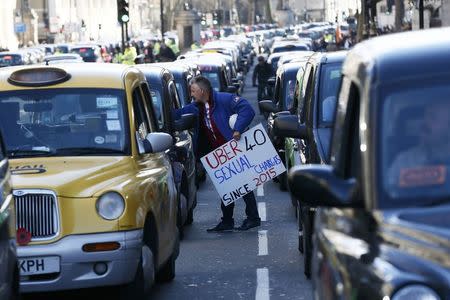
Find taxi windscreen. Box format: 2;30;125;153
0;88;129;158
382;84;450;207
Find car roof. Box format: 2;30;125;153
0;63;140;91
278;61;306;75
308;51;347;66
135;65;173;84
343;27;450;84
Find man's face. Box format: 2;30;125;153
258;60;264;65
190;83;207;103
423;103;450;145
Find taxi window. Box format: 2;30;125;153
318;63;342;126
168;81;181;109
175;82;187;106
150;89;164;130
382;83;450;206
0;54;22;67
202;72;221;92
133;88;150;140
0;88;129;157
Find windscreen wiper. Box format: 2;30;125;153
54;147;125;155
7;148;55;158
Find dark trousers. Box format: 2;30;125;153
221;191;260;222
257;83;272;101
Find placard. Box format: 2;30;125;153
201;123;286;206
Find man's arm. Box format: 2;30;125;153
230;96;255;134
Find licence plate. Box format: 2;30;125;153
19;256;60;275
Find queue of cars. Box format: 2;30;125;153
0;31;257;298
264;26;450;299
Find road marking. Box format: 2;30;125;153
256;268;270;300
257;184;264;196
258;230;268;256
258;202;267;222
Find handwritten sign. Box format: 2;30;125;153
201;123;286;206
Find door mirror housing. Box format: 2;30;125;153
273;115;307;139
288;165;360;208
226;85;238;94
143;132;173;153
173;113;196;132
259;100;280;113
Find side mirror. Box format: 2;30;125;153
226;85;238;94
273;115;307;139
259;100;279;113
236;74;244;81
288;165;359;208
267;77;276;87
143;132;173;153
173;113;196;132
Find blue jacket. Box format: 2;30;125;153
175;90;255;153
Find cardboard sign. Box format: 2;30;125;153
201;123;286;206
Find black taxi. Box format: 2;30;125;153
288;28;450;300
136;65;197;237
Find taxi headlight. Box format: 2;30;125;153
96;192;125;220
392;285;440;300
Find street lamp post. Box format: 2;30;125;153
160;0;164;37
419;0;424;29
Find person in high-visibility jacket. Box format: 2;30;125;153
167;38;180;56
191;40;201;50
153;40;161;56
121;43;137;65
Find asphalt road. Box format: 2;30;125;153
24;70;313;300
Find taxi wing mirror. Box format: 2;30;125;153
259;100;280;114
273;115;307;139
288;165;360;208
173;113;196;132
143;132;173;153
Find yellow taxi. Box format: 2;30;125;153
0;63;180;297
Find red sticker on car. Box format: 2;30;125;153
399;165;446;187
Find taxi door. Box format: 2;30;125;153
132;83;177;259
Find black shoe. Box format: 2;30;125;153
206;219;234;232
236;218;261;231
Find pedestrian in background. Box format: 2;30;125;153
121;42;137;65
175;76;261;232
253;56;273;103
158;41;176;62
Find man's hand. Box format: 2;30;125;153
233;131;241;141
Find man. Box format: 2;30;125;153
121;42;137;65
252;56;273;102
176;76;261;232
158;41;177;62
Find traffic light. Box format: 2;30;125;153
117;0;129;24
213;12;218;25
201;13;207;26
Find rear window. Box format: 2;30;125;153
71;48;95;58
150;89;164;129
0;54;22;67
202;72;221;92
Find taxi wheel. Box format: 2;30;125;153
186;201;194;225
279;172;288;191
10;263;20;300
156;254;176;282
120;246;155;299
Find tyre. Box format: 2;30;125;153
279;172;288;191
10;263;20;300
156;254;176;283
303;209;313;279
186;205;194;225
120;247;154;300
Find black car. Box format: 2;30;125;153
137;65;197;237
265;51;347;278
151;62;196;106
184;58;237;94
70;45;103;63
288;28;450;300
260;61;305;191
0;131;19;300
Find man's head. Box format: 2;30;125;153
258;56;265;65
190;76;212;104
423;100;450;146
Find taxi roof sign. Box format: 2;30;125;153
8;67;71;87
